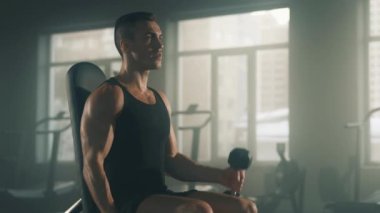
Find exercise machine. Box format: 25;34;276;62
0;111;78;212
256;143;305;213
322;108;380;213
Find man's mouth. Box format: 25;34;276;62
150;53;162;59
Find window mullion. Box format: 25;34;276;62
211;54;218;162
248;50;257;160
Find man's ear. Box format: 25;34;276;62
121;39;134;55
120;39;128;54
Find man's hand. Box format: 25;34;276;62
219;167;245;193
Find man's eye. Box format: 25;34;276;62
145;34;152;39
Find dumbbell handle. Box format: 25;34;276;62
225;191;239;196
231;191;239;196
225;188;240;197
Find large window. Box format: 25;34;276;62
368;0;380;163
37;28;119;162
175;8;289;162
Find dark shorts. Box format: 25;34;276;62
118;189;198;213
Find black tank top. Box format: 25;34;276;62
102;77;170;203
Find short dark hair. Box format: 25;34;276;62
114;11;157;55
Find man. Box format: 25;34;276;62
81;11;257;213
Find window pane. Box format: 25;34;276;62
370;0;380;36
369;42;380;108
217;55;248;157
369;42;380;162
178;8;289;51
50;66;70;116
256;49;289;161
51;28;119;62
49;66;74;161
178;55;212;161
370;112;380;162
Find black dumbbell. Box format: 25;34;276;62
228;148;252;170
225;148;252;196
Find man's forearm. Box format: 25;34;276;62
83;162;116;213
166;153;223;183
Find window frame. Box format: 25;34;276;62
170;5;290;164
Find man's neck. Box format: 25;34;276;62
118;63;150;93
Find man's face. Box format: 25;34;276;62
127;20;164;70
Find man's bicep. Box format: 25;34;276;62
81;87;122;160
81;111;114;156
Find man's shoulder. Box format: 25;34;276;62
87;83;124;114
153;89;172;112
93;82;123;99
152;89;166;99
